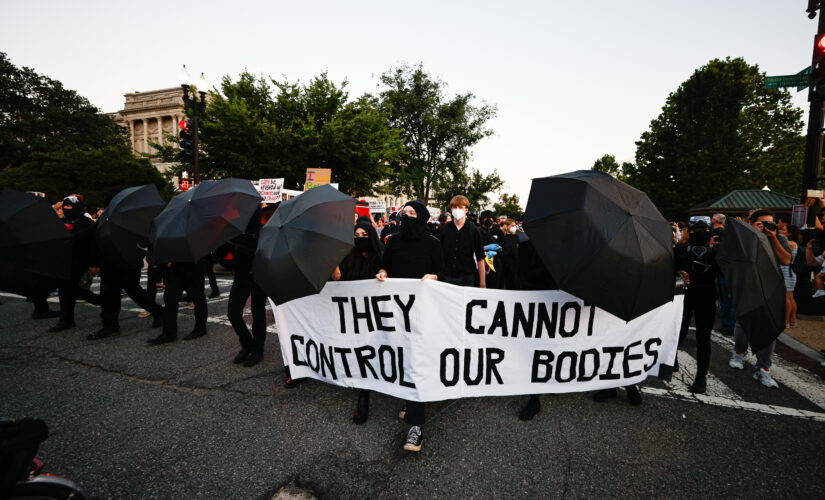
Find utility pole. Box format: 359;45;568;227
180;84;207;185
802;2;825;226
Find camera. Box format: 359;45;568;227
762;221;777;231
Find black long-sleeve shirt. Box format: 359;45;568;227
382;234;443;279
436;221;484;276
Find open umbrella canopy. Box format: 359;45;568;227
150;178;263;263
715;218;785;352
253;184;355;305
0;188;71;297
523;170;674;322
97;184;165;268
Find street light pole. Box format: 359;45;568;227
180;85;208;185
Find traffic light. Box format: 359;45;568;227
179;119;194;161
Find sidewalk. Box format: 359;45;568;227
783;314;825;353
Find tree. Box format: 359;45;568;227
0;145;169;207
591;154;631;182
492;193;524;220
432;167;504;211
624;57;804;220
379;63;497;205
0;51;128;170
164;72;406;197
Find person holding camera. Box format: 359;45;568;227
728;209;791;389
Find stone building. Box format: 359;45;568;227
109;87;186;173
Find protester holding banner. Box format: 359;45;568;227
436;195;486;288
227;210;267;367
331;221;384;424
674;216;719;394
376;200;443;452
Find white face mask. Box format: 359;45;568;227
451;208;466;221
509;226;517;234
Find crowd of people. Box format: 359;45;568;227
8;188;825;454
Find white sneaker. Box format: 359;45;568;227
753;368;779;389
729;352;744;370
813;290;825;298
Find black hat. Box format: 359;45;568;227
480;210;495;220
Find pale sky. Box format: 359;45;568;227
0;0;814;205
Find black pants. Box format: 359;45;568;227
678;289;717;379
227;272;267;353
58;276;100;323
100;266;163;330
146;265;163;303
32;295;50;313
404;401;425;426
162;264;207;337
204;255;219;293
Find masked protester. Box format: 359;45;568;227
331;221;384;424
227;210;267;367
674;216;720;394
436;195;486;287
479;210;506;289
376;200;442;452
88;188;164;340
380;212;399;243
49;195;101;332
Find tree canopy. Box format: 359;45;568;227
168;72;406;197
622;57;804;220
431;167;504;211
492;193;524;220
378;63;498;205
0;51;128;171
591;154;631;182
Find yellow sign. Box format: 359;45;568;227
305;168;332;191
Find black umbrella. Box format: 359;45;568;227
253;184;355;305
150;178;263;263
715;219;785;352
0;189;71;297
523;170;674;322
96;184;165;268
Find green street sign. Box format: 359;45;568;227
797;66;811;92
765;74;810;89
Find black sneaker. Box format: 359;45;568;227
233;348;250;364
519;395;541;421
48;321;75;333
690;377;707;394
626;385;643;406
353;391;370;425
31;310;60;320
243;351;263;367
86;328;118;340
146;334;176;346
183;328;206;340
208;289;221;299
593;388;617;403
403;425;423;452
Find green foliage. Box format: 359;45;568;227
492;193;524;220
624;57;804;220
0;145;169;207
183;72;406;197
379;63;497;205
591;154;631;182
0;51;128;170
432;167;504;211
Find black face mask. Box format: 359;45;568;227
354;237;371;251
688;230;710;246
399;214;414;226
483;219;493;228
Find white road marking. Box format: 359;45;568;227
666;350;742;400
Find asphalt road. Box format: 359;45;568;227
1;276;824;499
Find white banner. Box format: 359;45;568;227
273;280;681;402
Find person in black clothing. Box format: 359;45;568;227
479;210;507;289
203;252;221;298
516;234;558;420
674;216;719;394
500;218;519;290
49;196;100;332
88;188;163;340
376;200;442;452
380;211;398;244
331;221;384;424
227;210;267;367
147;260;208;345
436;195;486;288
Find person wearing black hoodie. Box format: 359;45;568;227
376;200;442;452
331;220;384;425
227;209;268;367
49;195;101;332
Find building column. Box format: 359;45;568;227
173;115;179;136
129;120;135;151
157;116;163;146
141;118;148;153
